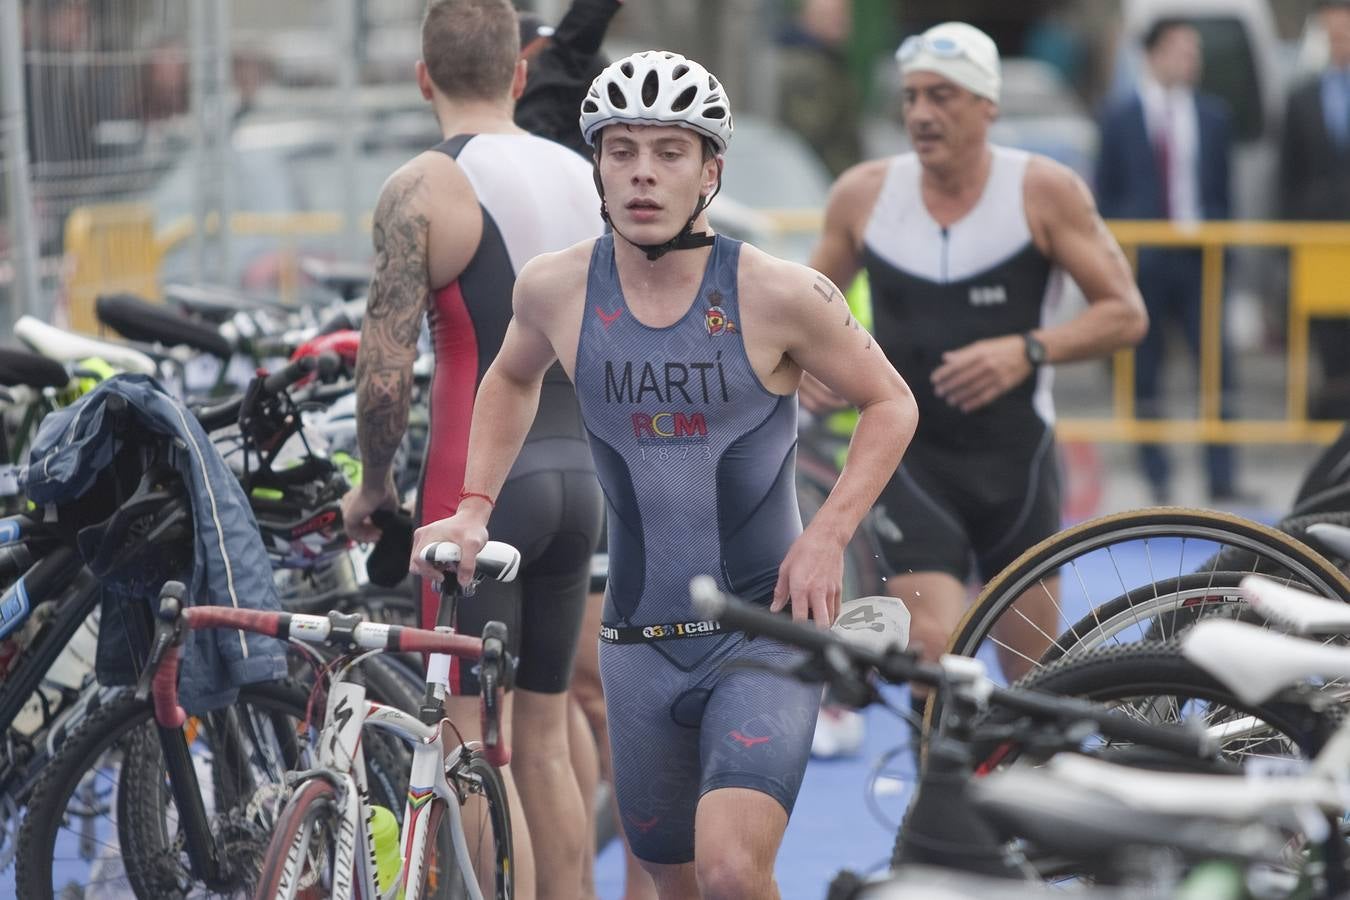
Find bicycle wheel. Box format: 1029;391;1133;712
446;749;514;900
939;507;1350;701
982;641;1341;767
967;642;1343;888
1045;570;1255;664
251;777;342;900
17;682;309;899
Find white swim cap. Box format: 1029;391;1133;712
895;21;1001;104
831;596;911;654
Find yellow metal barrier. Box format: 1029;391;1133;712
57;203;1350;446
61;203;163;334
758;211;1350;445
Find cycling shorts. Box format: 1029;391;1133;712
874;425;1060;583
600;631;821;864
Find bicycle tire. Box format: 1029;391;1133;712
1290;482;1350;518
912;643;1343;887
928;508;1350;736
19;682;308;899
983;641;1341;765
1045;571;1257;664
251;777;341;900
447;749;514;900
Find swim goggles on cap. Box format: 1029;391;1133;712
895;33;969;63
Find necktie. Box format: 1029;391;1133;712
1154;98;1173;219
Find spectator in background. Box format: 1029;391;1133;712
1096;19;1244;505
514;0;623;159
777;0;863;178
1279;0;1350;419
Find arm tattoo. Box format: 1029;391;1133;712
356;172;431;483
812;274;841;304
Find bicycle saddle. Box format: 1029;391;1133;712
1242;573;1350;634
1182;616;1350;705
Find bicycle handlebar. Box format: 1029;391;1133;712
690;576;1215;760
142;582;495;738
193;354;326;433
421;540;522;583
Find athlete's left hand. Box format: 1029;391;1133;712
931;334;1033;413
771;530;843;629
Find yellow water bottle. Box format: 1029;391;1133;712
369;804;403;898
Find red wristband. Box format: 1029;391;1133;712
457;489;495;509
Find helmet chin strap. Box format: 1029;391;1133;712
596;158;723;262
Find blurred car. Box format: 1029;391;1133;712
714;114;835;263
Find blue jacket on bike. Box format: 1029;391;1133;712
23;374;286;712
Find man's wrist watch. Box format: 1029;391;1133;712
1022;332;1048;367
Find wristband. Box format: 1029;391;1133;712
457;489;496;509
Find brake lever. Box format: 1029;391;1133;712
134;584;186;702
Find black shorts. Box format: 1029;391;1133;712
874;425;1060;583
420;444;604;695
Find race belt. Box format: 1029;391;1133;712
599;618;726;644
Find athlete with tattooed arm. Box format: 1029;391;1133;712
339;2;606;897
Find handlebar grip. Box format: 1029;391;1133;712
261;353;318;395
1092;708;1213;758
151;644;187;729
992;686;1214;759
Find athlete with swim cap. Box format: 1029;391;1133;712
807;21;1146;695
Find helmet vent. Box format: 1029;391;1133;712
671;85;697;112
582;99;598;113
704;105;726;120
608;81;628;108
620;61;634;78
641;70;660;106
672;64;689;80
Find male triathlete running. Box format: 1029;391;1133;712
807;22;1147;690
411;50;917;899
339;2;603;897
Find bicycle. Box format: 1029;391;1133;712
923;506;1350;738
137;538;522;900
685;578;1239;885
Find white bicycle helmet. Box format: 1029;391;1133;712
579;50;733;152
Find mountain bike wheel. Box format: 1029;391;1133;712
966;642;1343;888
446;749;514;900
979;641;1341;768
17;681;310;899
927;508;1350;736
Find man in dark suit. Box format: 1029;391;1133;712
1096;18;1240;504
1280;0;1350;419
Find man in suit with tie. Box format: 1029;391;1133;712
1280;0;1350;419
1096;17;1241;504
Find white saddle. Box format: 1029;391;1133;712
1047;753;1341;819
1182;616;1350;706
14;316;157;376
1242;574;1350;635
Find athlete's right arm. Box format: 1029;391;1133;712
409;253;565;586
343;156;477;542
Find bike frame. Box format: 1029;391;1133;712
270;658;491;900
